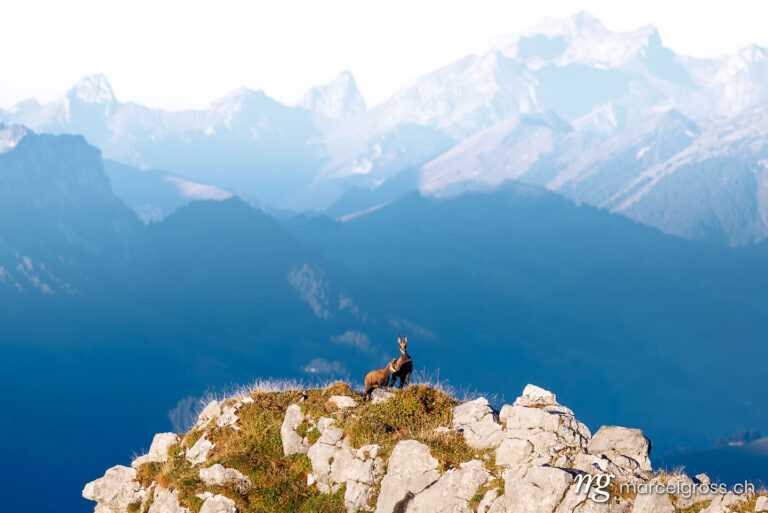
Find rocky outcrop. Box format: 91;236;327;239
452;397;503;449
149;487;190;513
199;463;251;491
85;384;765;513
587;426;652;473
199;494;237;513
375;440;441;513
82;465;147;513
132;433;179;468
281;404;310;456
303;415;385;511
186;433;215;465
370;388;394;404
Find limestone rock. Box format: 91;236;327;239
587;427;652;472
499;397;590;464
329;395;358;409
196;401;221;428
199;464;250;488
375;440;440;513
700;492;750;513
82;465;145;512
406;459;491;513
217;406;239;429
132;433;179;468
148;487;190;513
513;384;559;407
452;398;503;449
345;481;374;512
495;438;534;466
281;404;309;456
199;494;237;513
186;434;214;466
631;490;674;513
502;465;573;513
370;388;394;404
756;496;768;512
477;488;500;513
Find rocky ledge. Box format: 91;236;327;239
83;384;767;513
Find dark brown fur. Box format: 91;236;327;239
364;358;398;400
389;336;413;389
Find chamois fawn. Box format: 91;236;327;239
364;358;398;400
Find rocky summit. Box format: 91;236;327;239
83;383;766;513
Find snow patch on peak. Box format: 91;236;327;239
0;124;29;153
69;74;116;104
493;11;661;70
297;71;366;118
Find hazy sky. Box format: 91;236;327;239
2;0;767;111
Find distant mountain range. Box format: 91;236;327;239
3;12;768;244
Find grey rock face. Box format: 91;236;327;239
199;464;250;488
196;401;221;428
630;490;675;513
217;406;239;429
499;387;590;465
477;488;500;513
199;494;237;513
452;397;504;449
132;433;179;468
502;466;573;513
186;433;215;466
587;426;652;472
375;440;441;513
405;459;491;513
496;438;534;466
148;487;191;513
82;465;145;513
329;395;359;409
370;388;394;404
513;384;559;407
281;404;309;456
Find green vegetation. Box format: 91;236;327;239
132;383;500;513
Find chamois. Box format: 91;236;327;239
389;335;413;389
364;358;398;400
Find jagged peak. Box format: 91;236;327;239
297;70;366;118
68;74;116;104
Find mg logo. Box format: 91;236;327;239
573;473;615;503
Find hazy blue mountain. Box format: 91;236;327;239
0;125;139;294
103;160;232;223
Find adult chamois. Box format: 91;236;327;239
389;335;413;389
364;358;398;400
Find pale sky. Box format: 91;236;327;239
2;0;767;111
